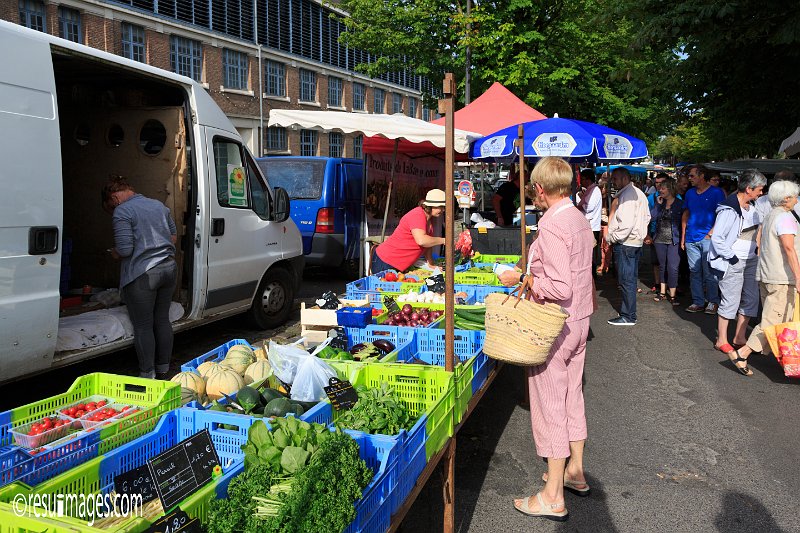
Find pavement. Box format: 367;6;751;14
401;273;800;533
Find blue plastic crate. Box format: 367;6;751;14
472;352;495;395
392;438;426;515
346;325;417;359
180;339;254;373
415;328;485;355
344;433;400;533
337;307;373;328
474;284;514;303
0;447;33;487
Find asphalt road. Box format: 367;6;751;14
3;268;799;532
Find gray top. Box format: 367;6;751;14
112;194;177;288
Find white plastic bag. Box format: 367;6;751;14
267;340;337;402
291;356;337;402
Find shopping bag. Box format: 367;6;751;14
764;293;800;378
483;276;569;366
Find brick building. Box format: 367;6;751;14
4;0;432;157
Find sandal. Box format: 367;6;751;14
653;293;668;302
727;349;753;376
541;473;591;497
513;493;568;521
715;343;735;354
669;296;680;306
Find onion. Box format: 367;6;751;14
402;304;413;315
410;312;420;321
431;310;442;319
385;319;395;325
409;320;419;327
392;312;403;322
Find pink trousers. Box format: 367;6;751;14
526;317;590;459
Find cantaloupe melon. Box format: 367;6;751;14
223;344;256;375
243;360;273;385
197;361;223;379
206;368;245;401
171;371;206;396
180;387;199;405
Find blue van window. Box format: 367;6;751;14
258;159;326;200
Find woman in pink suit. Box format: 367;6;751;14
500;157;597;521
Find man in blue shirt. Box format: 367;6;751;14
681;164;726;314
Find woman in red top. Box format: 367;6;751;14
372;189;447;273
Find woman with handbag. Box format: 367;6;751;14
498;157;596;521
729;180;800;376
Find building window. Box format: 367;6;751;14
19;0;45;32
422;107;431;121
265;61;285;97
299;69;317;102
300;129;318;156
223;49;248;90
266;127;287;152
328;77;342;107
353;135;363;159
408;98;418;118
58;7;81;43
392;93;403;114
352;83;365;111
329;132;343;158
121;23;145;63
373;88;385;114
170;36;202;81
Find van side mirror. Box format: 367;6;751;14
274;187;291;222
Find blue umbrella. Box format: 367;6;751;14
470;116;648;161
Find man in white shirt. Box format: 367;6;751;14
578;168;602;276
754;169;798;220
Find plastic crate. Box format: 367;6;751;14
346;324;417;361
0;448;33;487
471;352;496;395
0;408;257;531
473;284;515;303
475;253;521;265
337;307;374;328
305;363;454;461
0;373;180;489
451;270;500;286
180;338;253;373
415;328;485;355
392;438;426;515
344;434;401;533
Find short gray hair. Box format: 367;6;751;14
767;180;800;207
737;169;767;193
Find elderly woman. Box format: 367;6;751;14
730;180;800;376
708;170;766;354
499;157;596;521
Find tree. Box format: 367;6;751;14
333;0;677;143
622;0;800;158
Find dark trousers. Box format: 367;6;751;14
613;244;642;321
370;250;398;274
592;230;600;277
122;260;177;378
654;242;680;289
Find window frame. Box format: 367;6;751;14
299;68;317;102
408;98;418;118
373;88;385;114
170;35;203;82
300;129;318;156
327;76;343;107
329;131;343;158
212;137;251;209
352;82;365;111
19;0;45;32
353;135;363;159
266;126;287;152
265;60;286;97
58;6;82;43
392;93;403;114
121;22;146;63
222;48;249;90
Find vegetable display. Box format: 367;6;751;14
335;382;414;435
454;308;486;330
383;304;442;327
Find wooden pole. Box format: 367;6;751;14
440;72;456;533
380;139;400;241
518;124;527;267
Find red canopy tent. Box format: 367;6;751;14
363;82;546;157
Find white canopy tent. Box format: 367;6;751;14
267;109;482;154
779;127;800;157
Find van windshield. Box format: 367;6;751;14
257;159;326;199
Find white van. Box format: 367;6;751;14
0;21;304;383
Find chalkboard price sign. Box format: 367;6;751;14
143;507;202;533
147;430;220;512
425;273;446;294
114;464;157;503
329;326;349;350
324;377;358;410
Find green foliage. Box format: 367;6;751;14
205;464;275;533
241;418;332;474
335;382;413;435
622;0;800;157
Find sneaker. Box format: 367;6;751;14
685;304;704;313
704;303;718;315
608;316;636;326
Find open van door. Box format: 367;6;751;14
202;128;282;316
0;33;62;376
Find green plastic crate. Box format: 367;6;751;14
324;362;454;460
452;271;499;286
453;353;477;425
476;253;521;265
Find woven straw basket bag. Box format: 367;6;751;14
483;277;569;366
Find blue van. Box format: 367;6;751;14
256;156;363;275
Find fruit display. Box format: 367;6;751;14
11;416;75;448
379;271;421;283
206;367;246;401
221;344;257;374
383;304;442;327
79;405;141;429
171;371;206;397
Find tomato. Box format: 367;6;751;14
384;272;397;282
97;400;107;407
75;410;85;418
86;403;97;411
76;404;86;411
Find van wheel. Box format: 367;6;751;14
250;268;294;330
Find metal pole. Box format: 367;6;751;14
254;0;263;155
441;72;456;533
518;124;527;266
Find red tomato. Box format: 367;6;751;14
75;410;85;418
97;400;107;407
77;404;86;411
